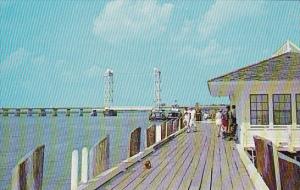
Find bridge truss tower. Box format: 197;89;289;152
154;68;161;110
104;69;114;108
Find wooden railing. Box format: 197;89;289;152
75;117;185;190
11;145;45;190
253;136;300;190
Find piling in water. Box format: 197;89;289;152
27;108;33;117
52;108;58;117
3;108;9;116
66;109;71;117
39;109;46;117
15;109;21;117
79;108;84;116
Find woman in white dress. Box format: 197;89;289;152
184;108;191;132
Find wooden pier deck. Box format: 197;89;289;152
97;122;256;190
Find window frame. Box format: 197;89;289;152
272;94;292;126
296;94;300;125
250;94;269;126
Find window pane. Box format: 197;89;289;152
296;95;300;102
274;103;280;110
279;95;285;102
251;95;257;102
251;103;256;110
257;95;262;102
262;95;268;102
262;103;268;110
284;103;290;110
251;118;257;125
257;103;262;110
273;94;291;125
251;111;257;119
250;94;269;125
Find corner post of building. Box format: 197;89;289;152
268;92;274;142
291;92;297;150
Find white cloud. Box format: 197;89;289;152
198;1;264;39
93;1;174;42
0;48;30;72
178;39;234;64
84;65;105;78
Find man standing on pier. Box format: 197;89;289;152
190;107;196;132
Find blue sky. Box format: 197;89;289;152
0;1;300;107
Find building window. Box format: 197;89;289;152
250;94;269;125
296;94;300;125
273;94;292;125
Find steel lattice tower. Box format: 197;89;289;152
154;68;161;109
104;69;113;108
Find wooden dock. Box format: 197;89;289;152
95;122;256;190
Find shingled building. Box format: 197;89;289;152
208;40;300;155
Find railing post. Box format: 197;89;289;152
146;125;156;147
254;136;280;190
155;124;161;143
89;136;109;178
167;120;173;136
81;147;88;183
71;150;78;190
129;127;141;157
11;145;45;190
161;122;166;140
278;152;300;189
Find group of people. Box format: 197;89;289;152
216;105;237;141
183;107;196;133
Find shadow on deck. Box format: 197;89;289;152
97;122;256;190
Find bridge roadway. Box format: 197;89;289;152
97;122;256;190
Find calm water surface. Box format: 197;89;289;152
0;111;150;189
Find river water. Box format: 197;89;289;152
0;111;150;189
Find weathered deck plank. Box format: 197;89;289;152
107;133;187;190
199;124;216;190
177;129;207;189
125;134;189;190
99;122;256;190
188;126;212;190
167;127;207;189
145;136;194;189
223;141;244;190
219;139;233;189
211;134;222;190
232;146;256;190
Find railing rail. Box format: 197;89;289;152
253;136;300;190
75;116;185;190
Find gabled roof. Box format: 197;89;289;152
272;40;300;57
208;41;300;82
